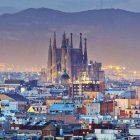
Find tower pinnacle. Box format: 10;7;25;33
47;38;52;82
62;32;66;48
53;32;57;48
79;33;83;50
70;33;73;48
49;38;51;47
83;38;88;65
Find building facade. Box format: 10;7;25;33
47;32;88;83
47;32;105;84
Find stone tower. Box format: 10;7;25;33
61;32;67;72
83;38;88;70
66;36;72;82
52;32;57;82
47;38;52;82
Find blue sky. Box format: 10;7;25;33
0;0;140;12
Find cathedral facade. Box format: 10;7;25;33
47;32;88;83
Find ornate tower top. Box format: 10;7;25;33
61;32;67;48
66;38;69;47
83;38;88;65
47;37;52;82
49;38;52;48
53;32;57;48
70;33;73;48
79;33;83;50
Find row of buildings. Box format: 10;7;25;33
0;32;139;139
0;76;139;139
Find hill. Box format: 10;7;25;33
0;8;139;70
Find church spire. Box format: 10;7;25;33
62;32;66;48
53;32;57;48
49;38;51;48
47;38;52;82
70;33;73;48
66;38;69;47
52;33;57;82
61;32;67;72
79;33;83;50
66;44;72;83
83;38;88;65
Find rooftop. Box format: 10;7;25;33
50;103;74;111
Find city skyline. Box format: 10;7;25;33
0;1;140;139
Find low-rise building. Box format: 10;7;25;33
85;102;100;116
94;129;121;140
19;121;57;137
49;102;74;114
27;103;47;114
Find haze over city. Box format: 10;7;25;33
0;1;140;139
0;0;140;71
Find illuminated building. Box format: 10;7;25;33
47;32;87;83
47;32;105;83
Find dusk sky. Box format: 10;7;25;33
0;0;140;12
0;0;140;71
